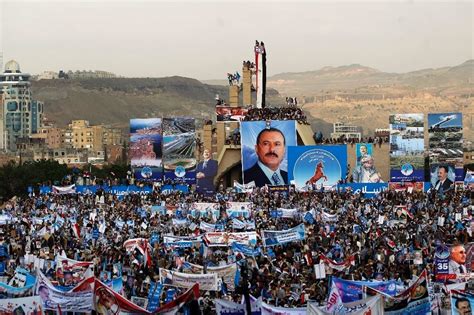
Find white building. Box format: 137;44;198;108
0;60;43;151
330;122;361;141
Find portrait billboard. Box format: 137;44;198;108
196;148;218;195
288;145;347;191
435;243;473;282
389;113;424;182
430;164;456;193
351;143;384;183
216;106;247;121
428;113;464;182
240;120;296;187
162;117;196;184
130;118;162;180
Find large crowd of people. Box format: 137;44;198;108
0;181;472;312
243;106;310;125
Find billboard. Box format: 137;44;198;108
130;118;162;180
434;243;473;282
351;143;384;183
162;117;196;183
216;106;247;121
288;145;347;191
240;120;296;187
428;113;464;184
389;113;424;182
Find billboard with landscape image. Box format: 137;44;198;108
162;117;196;183
389;113;424;183
129;118;163;181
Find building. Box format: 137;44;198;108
330;122;361;141
0;60;43;151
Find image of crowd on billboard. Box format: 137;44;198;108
129;118;162;180
288;145;347;191
162;117;196;182
428;113;463;168
240;120;296;187
352;143;384;183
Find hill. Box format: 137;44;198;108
31;77;283;128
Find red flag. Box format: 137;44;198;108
155;283;200;314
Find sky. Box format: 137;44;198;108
1;0;472;80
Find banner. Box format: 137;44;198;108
352;143;384;183
55;255;94;287
215;296;261;315
389;114;424;182
147;282;163;312
183;262;237;291
382;269;430;314
154;283;199;314
451;290;474;315
36;270;93;312
270;208;298;218
163;117;196;184
434;243;473;282
216;106;248;121
268;185;290;194
190;202;220;218
232;218;256;230
241;120;297;187
163;235;202;248
288;145;347;191
261;301;307;315
322;211;338;222
159;268;218;291
196;148;218;194
332;277;397;302
428;113;464;183
231;242;261;257
95;279;151;314
308;295;384;315
233;180;256;193
263;224;305;247
0;296;44;314
337;183;388;198
52;184;76;194
0;268;36;297
204;232;257;247
130;118;163;181
319;254;355;271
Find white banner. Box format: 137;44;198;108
307;295;383;315
204;231;257;247
216;297;261;314
159;269;218;291
0;296;44;314
36;270;93;312
261;301;307;315
322;211;338;222
277;208;299;218
52;184;76;194
200;221;217;232
184;262;237;291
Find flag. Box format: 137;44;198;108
72;223;81;239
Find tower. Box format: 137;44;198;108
0;60;43;151
254;41;266;108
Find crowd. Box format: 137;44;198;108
243;106;310;125
0;182;472;312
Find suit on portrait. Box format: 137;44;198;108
196;159;218;194
434;178;453;192
243;163;288;187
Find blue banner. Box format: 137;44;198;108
303;212;315;224
288;145;347;191
337;183;388;198
231;243;261;257
147;282;163;312
263;224;305;247
333;277;397;303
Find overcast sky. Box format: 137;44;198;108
1;1;472;79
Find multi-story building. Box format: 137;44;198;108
62;120;123;153
0;60;43;151
30;126;62;149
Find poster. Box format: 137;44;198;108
428;113;463;169
162;117;196;183
352;143;384;183
288;145;347;191
159;269;218;291
263;224;305;247
94;279;151;314
240;120;297;187
389;114;424;182
130;118;163;181
0;296;44;314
